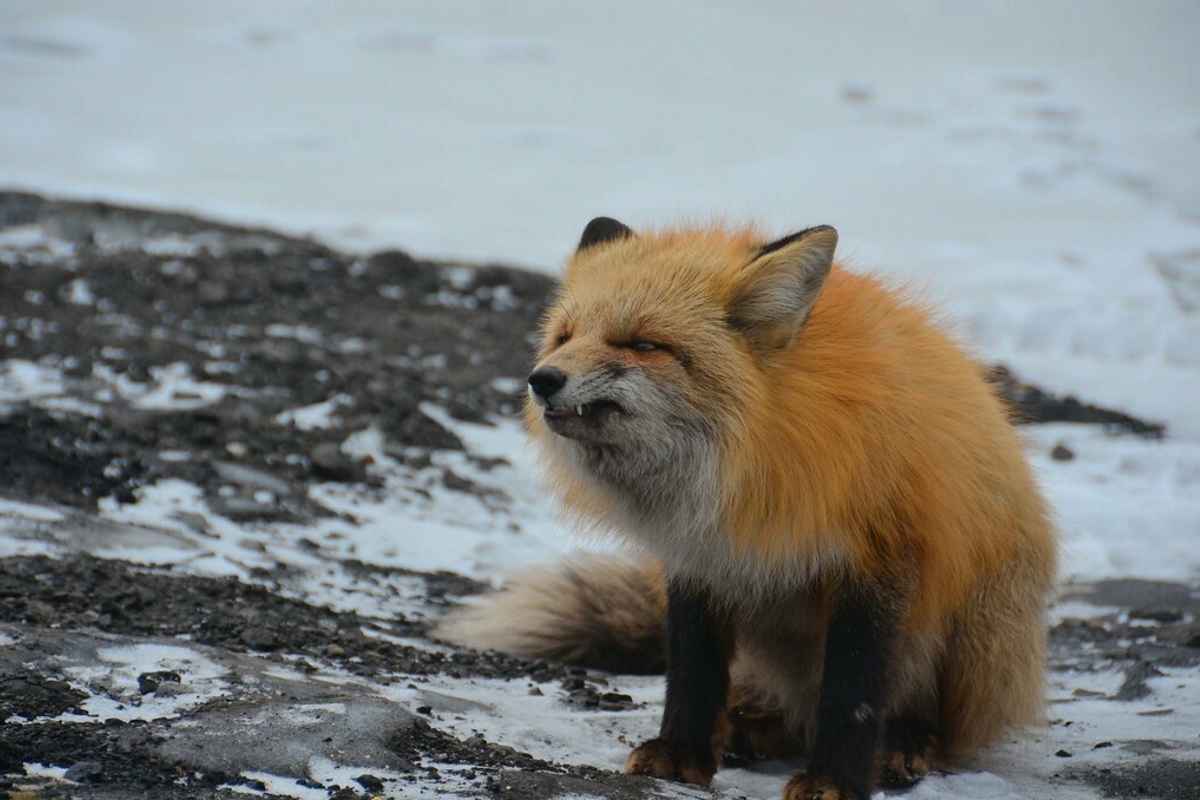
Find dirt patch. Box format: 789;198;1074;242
0;554;557;681
0;190;552;520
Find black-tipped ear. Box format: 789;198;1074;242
754;225;836;260
728;225;838;351
577;217;634;252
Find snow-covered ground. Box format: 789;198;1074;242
2;2;1200;798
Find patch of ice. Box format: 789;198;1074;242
0;499;70;559
0;498;67;523
60;642;230;723
96;479;271;575
303;414;576;583
35;395;103;416
442;265;474;290
386;672;663;772
65;277;94;305
336;337;367;355
0;359;65;404
274;394;353;431
265;323;324;345
0;224;75;262
141;234;203;257
92;361;230;410
20;763;69;782
1050;600;1120;625
0;225;52;248
0;533;59;560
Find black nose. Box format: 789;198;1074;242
528;366;567;400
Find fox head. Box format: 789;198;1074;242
526;218;838;465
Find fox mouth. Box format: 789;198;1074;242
543;400;621;420
541;400;624;441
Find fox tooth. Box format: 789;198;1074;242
576;404;584;416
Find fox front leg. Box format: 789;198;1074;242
625;578;731;786
783;581;902;800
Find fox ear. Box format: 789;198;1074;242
728;225;837;350
577;217;634;252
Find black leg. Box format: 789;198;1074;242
660;578;730;755
804;582;901;800
625;577;730;785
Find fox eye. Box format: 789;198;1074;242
627;340;660;353
553;331;571;347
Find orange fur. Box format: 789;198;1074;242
441;221;1058;793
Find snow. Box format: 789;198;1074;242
95;361;232;411
276;391;355;429
2;1;1200;798
63;642;231;723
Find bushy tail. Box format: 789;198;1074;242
432;555;668;674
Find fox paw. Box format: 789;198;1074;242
624;738;715;786
878;716;941;789
878;747;933;788
724;703;799;763
782;773;859;800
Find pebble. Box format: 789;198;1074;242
137;670;182;695
1051;443;1075;461
241;627;282;651
64;761;103;782
310;441;360;482
355;774;385;792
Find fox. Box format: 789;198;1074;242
435;218;1059;800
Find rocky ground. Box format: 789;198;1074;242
0;192;1197;799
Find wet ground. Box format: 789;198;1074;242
1;192;1197;798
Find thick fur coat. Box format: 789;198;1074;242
437;219;1058;800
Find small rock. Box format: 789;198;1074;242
150;679;186;697
137;670;182;695
213;461;291;496
241;627;281;651
64;761;103;782
310;442;361;482
62;355;93;378
598;691;635;711
1129;607;1183;623
1055;749;1073;758
1050;443;1075;461
211;496;284;522
355;773;385;792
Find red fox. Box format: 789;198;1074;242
436;218;1058;800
